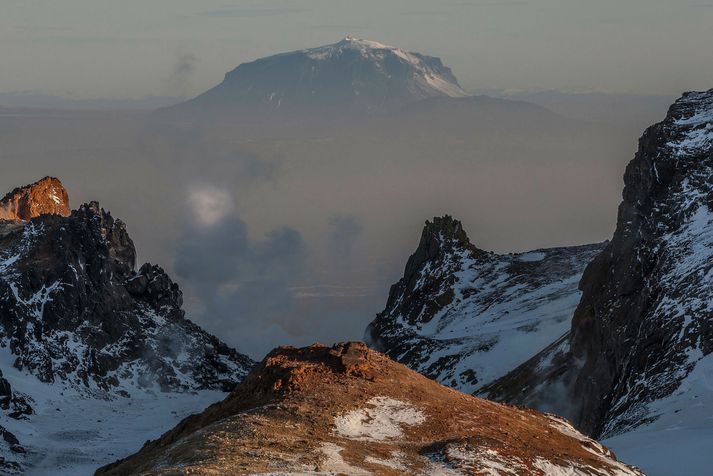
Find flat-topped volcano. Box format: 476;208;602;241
162;37;469;118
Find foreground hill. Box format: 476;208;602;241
0;178;254;473
366;215;603;393
98;342;641;476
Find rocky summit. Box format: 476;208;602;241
0;177;70;221
97;342;641;476
366;215;604;394
0;179;254;473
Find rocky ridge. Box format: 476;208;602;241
0;177;69;221
97;342;642;476
0;179;254;472
366;216;604;393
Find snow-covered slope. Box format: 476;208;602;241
602;352;713;476
0;344;228;475
163;37;468;117
0;180;254;473
365;216;604;394
481;89;713;474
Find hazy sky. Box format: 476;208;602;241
2;0;713;99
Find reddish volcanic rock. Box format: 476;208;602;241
0;176;70;221
97;342;642;476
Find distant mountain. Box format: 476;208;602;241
485;90;676;129
162;37;468;118
98;342;642;476
0;178;254;473
365;216;604;393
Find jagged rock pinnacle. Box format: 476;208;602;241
0;176;70;221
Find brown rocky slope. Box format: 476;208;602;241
97;342;642;475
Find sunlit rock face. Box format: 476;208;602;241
97;342;642;476
0;176;70;221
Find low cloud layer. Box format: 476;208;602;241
175;187;307;357
328;213;363;270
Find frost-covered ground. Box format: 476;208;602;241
0;343;227;475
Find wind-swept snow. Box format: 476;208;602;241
334;396;425;441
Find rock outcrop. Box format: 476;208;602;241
0;199;253;392
484;89;713;440
0;179;255;472
97;342;642;476
0;177;70;221
366;215;604;393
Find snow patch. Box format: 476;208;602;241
334;396;425;441
319;443;371;476
517;251;546;262
364;451;407;470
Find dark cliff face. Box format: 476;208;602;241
566;89;713;437
485;89;713;439
366;215;604;394
0;180;256;473
0;196;254;395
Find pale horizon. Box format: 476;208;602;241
2;0;713;100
